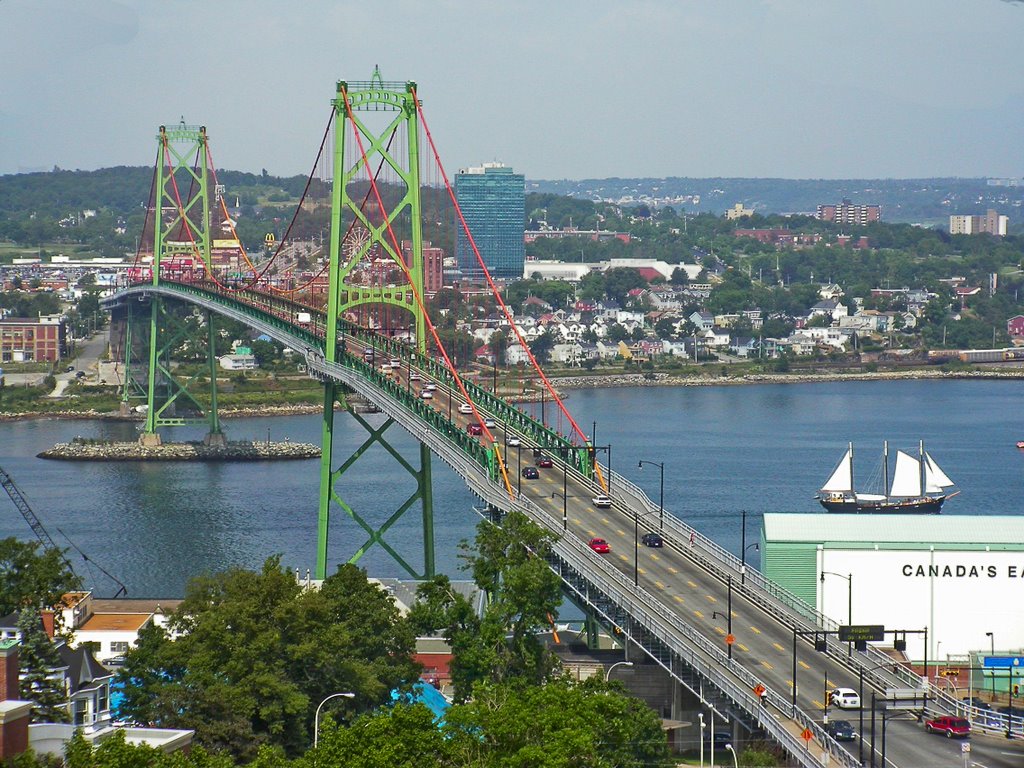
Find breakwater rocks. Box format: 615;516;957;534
38;438;321;462
550;368;1024;390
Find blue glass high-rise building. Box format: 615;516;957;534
455;162;525;280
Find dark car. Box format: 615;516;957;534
826;719;856;742
703;731;731;750
535;455;553;468
521;466;539;479
641;532;664;548
924;716;970;738
467;423;483;436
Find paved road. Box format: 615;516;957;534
46;332;108;398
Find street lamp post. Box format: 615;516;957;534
712;577;734;660
634;504;639;587
821;571;853;657
724;743;739;768
739;510;759;584
637;459;665;530
313;692;355;747
552;491;568;531
986;631;995;702
605;660;634;682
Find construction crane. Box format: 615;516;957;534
1;463;127;597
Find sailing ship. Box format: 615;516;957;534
817;441;958;513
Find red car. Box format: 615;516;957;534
588;537;611;554
924;716;970;738
467;423;483;436
536;455;553;468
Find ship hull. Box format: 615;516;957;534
818;496;945;514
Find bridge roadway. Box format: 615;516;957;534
106;283;1015;768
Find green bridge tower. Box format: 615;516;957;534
317;70;435;580
127;122;225;447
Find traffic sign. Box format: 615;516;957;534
801;727;813;743
983;656;1024;668
838;624;884;642
961;742;971;753
726;633;736;646
754;683;766;697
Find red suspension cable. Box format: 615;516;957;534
338;87;514;498
412;89;591;447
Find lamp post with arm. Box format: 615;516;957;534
637;459;665;530
314;692;355;747
986;632;995;702
605;660;634;682
821;570;853;657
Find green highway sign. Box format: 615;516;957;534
839;624;885;642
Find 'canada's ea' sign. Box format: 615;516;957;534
901;563;1024;578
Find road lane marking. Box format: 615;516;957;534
668;566;679;574
618;555;628;563
812;699;824;709
654;580;665;589
687;580;698;588
750;626;761;634
826;679;836;689
705;595;718;603
799;661;811;670
786;680;794;688
714;626;726;636
673;595;685;604
772;642;785;653
693;610;704;619
650;553;660;561
737;643;749;652
615;529;626;537
760;661;774;671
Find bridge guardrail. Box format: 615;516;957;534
600;463;926;695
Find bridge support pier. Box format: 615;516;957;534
315;382;436;581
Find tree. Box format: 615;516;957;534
607;323;629;343
311;701;449;768
17;607;69;723
528;330;556;363
444;676;673;768
410;513;563;702
603;267;648;304
488;330;508;366
117;558;419;760
0;537;80;619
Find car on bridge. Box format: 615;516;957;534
588;538;611;554
825;719;856;742
467;423;483;436
521;466;539;479
424;382;436;391
961;696;991;710
641;532;664;547
458;402;473;414
592;494;613;508
924;715;970;738
409;372;422;382
420;390;433;400
508;436;521;447
829;688;861;709
535;455;553;468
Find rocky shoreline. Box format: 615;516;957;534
3;370;1022;425
38;438;321;462
548;368;1024;390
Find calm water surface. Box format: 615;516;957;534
0;379;1021;597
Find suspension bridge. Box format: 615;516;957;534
99;71;973;767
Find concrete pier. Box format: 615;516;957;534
38;438;320;462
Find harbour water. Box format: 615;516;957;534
1;379;1021;597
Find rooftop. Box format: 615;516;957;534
764;513;1024;547
78;613;151;633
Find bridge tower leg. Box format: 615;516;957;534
136;122;225;446
315;70;434;580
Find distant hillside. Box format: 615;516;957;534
528;177;1024;229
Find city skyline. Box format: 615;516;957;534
2;1;1024;181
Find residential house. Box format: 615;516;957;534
689;311;715;331
729;337;761;358
702;326;731;349
807;300;848;323
550;343;583;366
818;284;845;301
1008;315;1024;337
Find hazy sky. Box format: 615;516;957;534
2;0;1024;180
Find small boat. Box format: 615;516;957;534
817;441;957;514
1017;441;1024;449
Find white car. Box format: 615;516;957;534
484;417;496;429
409;372;422;382
830;688;861;710
420;390;433;400
458;403;473;414
508;436;521;447
390;358;402;367
592;494;613;508
424;382;437;391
